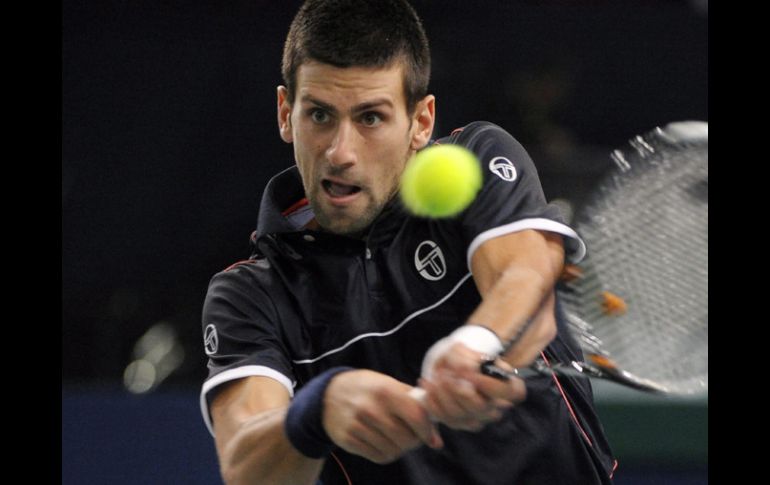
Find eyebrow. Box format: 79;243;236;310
300;95;394;114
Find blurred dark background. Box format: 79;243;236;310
62;0;707;483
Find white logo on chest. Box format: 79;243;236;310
415;240;447;281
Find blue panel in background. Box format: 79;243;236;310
62;388;221;485
63;387;707;484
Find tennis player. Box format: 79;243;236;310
200;1;616;483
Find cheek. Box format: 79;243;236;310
293;144;316;183
376;154;407;195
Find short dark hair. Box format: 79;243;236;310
281;0;431;113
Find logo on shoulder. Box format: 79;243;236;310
489;156;517;182
415;240;447;281
204;324;219;355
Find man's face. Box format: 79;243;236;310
278;61;434;236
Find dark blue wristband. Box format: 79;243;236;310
284;366;354;459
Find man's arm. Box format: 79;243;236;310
210;377;323;485
211;371;442;484
468;228;565;366
418;229;564;429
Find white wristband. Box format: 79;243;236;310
449;325;504;356
419;324;504;381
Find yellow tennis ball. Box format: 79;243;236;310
400;144;483;218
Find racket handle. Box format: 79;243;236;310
480;360;511;381
481;360;542;380
408;360;531;403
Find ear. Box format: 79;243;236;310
277;86;293;143
410;95;436;150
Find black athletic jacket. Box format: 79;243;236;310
201;121;616;484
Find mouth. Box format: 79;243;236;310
321;178;362;204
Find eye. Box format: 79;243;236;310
310;109;330;124
361;112;383;127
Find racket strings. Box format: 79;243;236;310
560;129;707;394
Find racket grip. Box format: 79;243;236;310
480;360;511;381
409;360;536;403
481;360;542;380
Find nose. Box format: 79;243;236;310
326;120;357;168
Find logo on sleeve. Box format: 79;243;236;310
415;240;446;281
204;324;219;355
489;156;517;182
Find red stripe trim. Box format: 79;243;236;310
223;259;255;272
281;197;310;217
330;452;353;485
540;351;594;446
542;351;619;479
429;127;465;148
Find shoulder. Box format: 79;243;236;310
206;257;275;303
440;121;522;148
436;121;532;172
211;257;269;282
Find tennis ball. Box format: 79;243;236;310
400;144;483;218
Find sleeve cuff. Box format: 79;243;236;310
466;218;586;271
200;365;295;436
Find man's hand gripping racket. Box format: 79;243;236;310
407;325;527;430
412;121;708;404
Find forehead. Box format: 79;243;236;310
295;61;406;108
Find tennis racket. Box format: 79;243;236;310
480;120;708;395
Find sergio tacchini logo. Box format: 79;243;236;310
489;156;517;182
415;240;446;281
204;324;219;355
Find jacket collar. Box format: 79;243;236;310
255;165;407;247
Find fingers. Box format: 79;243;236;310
395;400;444;450
415;348;528;430
419;374;490;431
339;412;428;464
323;370;443;464
418;369;522;431
339;402;442;464
464;370;527;404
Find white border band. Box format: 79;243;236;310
292;273;474;365
200;365;295;436
466;218;586;271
